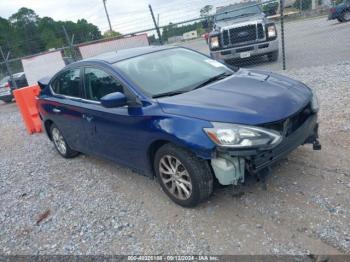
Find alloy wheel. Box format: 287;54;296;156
52;127;67;155
159;155;192;200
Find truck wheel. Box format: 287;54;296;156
340;11;350;22
1;98;13;103
50;123;79;158
154;144;213;207
268;51;279;62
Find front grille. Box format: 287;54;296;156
261;103;313;137
257;24;264;39
222;24;264;46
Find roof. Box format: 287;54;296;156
84;45;175;64
217;1;259;13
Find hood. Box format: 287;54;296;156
214;14;266;30
158;69;312;125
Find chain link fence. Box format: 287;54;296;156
0;0;348;86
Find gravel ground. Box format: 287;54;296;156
0;62;349;255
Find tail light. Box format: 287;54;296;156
330;8;336;13
5;82;10;88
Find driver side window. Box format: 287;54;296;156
84;68;124;101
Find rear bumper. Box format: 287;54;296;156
210;39;279;61
216;113;319;172
0;89;13;100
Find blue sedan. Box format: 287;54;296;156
37;46;321;207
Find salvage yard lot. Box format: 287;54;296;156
1;15;350;255
1;63;349;255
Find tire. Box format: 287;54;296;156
340;10;350;22
267;50;279;62
50;123;79;158
154;144;213;207
337;17;344;23
1;97;12;103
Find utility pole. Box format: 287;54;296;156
280;0;286;70
103;0;113;32
62;26;76;61
149;4;162;45
0;46;17;88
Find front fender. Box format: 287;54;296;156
150;115;216;160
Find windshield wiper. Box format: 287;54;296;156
152;90;186;98
191;72;233;90
153;72;233;98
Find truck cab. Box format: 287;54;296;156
209;1;279;64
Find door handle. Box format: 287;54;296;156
52;108;61;113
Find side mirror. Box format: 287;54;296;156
100;92;127;108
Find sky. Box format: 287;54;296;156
0;0;238;34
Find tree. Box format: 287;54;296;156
9;8;45;55
0;7;103;58
200;5;213;17
161;21;204;42
103;30;122;38
38;17;65;49
294;0;312;10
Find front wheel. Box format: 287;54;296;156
154;144;213;207
50;123;79;158
1;97;13;103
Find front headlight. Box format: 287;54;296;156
267;25;277;38
204;122;282;148
210;36;219;48
311;90;319;112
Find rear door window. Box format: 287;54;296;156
83;67;124;101
52;68;82;98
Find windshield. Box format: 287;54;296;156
114;48;233;97
0;76;10;85
215;5;261;21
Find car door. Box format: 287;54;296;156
79;66;147;167
49;67;88;152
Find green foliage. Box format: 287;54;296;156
162;22;204;42
293;0;312;10
263;2;279;16
200;5;214;17
103;30;122;38
0;7;102;59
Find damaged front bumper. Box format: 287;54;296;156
211;114;320;186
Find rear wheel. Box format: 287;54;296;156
267;50;279;62
1;97;13;103
50;123;79;158
154;144;213;207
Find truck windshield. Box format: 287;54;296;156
215;5;261;21
113;48;233;98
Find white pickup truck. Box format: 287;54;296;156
209;1;279;63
